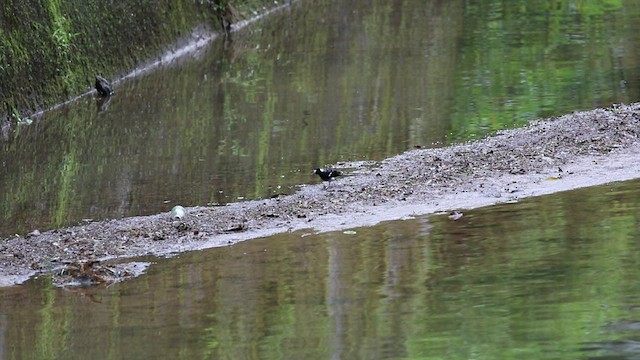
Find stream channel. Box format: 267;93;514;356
2;0;640;358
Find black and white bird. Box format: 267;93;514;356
95;75;114;97
313;168;343;185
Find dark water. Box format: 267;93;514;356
1;0;640;236
2;178;640;359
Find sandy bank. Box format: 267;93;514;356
1;103;639;286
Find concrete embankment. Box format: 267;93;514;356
0;0;275;123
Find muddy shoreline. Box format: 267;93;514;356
2;103;639;287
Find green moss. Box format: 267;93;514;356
0;0;275;122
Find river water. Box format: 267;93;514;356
1;0;639;236
3;179;640;359
1;0;640;358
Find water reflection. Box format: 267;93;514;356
1;0;639;237
1;178;640;358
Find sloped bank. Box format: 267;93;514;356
0;0;277;124
1;103;640;286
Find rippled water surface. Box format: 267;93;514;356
1;0;640;236
3;178;640;359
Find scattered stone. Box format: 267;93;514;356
175;222;191;232
25;230;41;238
448;211;464;221
224;223;247;233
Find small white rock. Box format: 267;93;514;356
170;205;187;219
448;211;464;221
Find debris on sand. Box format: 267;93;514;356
1;103;640;287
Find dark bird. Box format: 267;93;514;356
95;76;114;97
314;168;343;184
215;1;239;35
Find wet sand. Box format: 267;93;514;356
2;103;639;286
